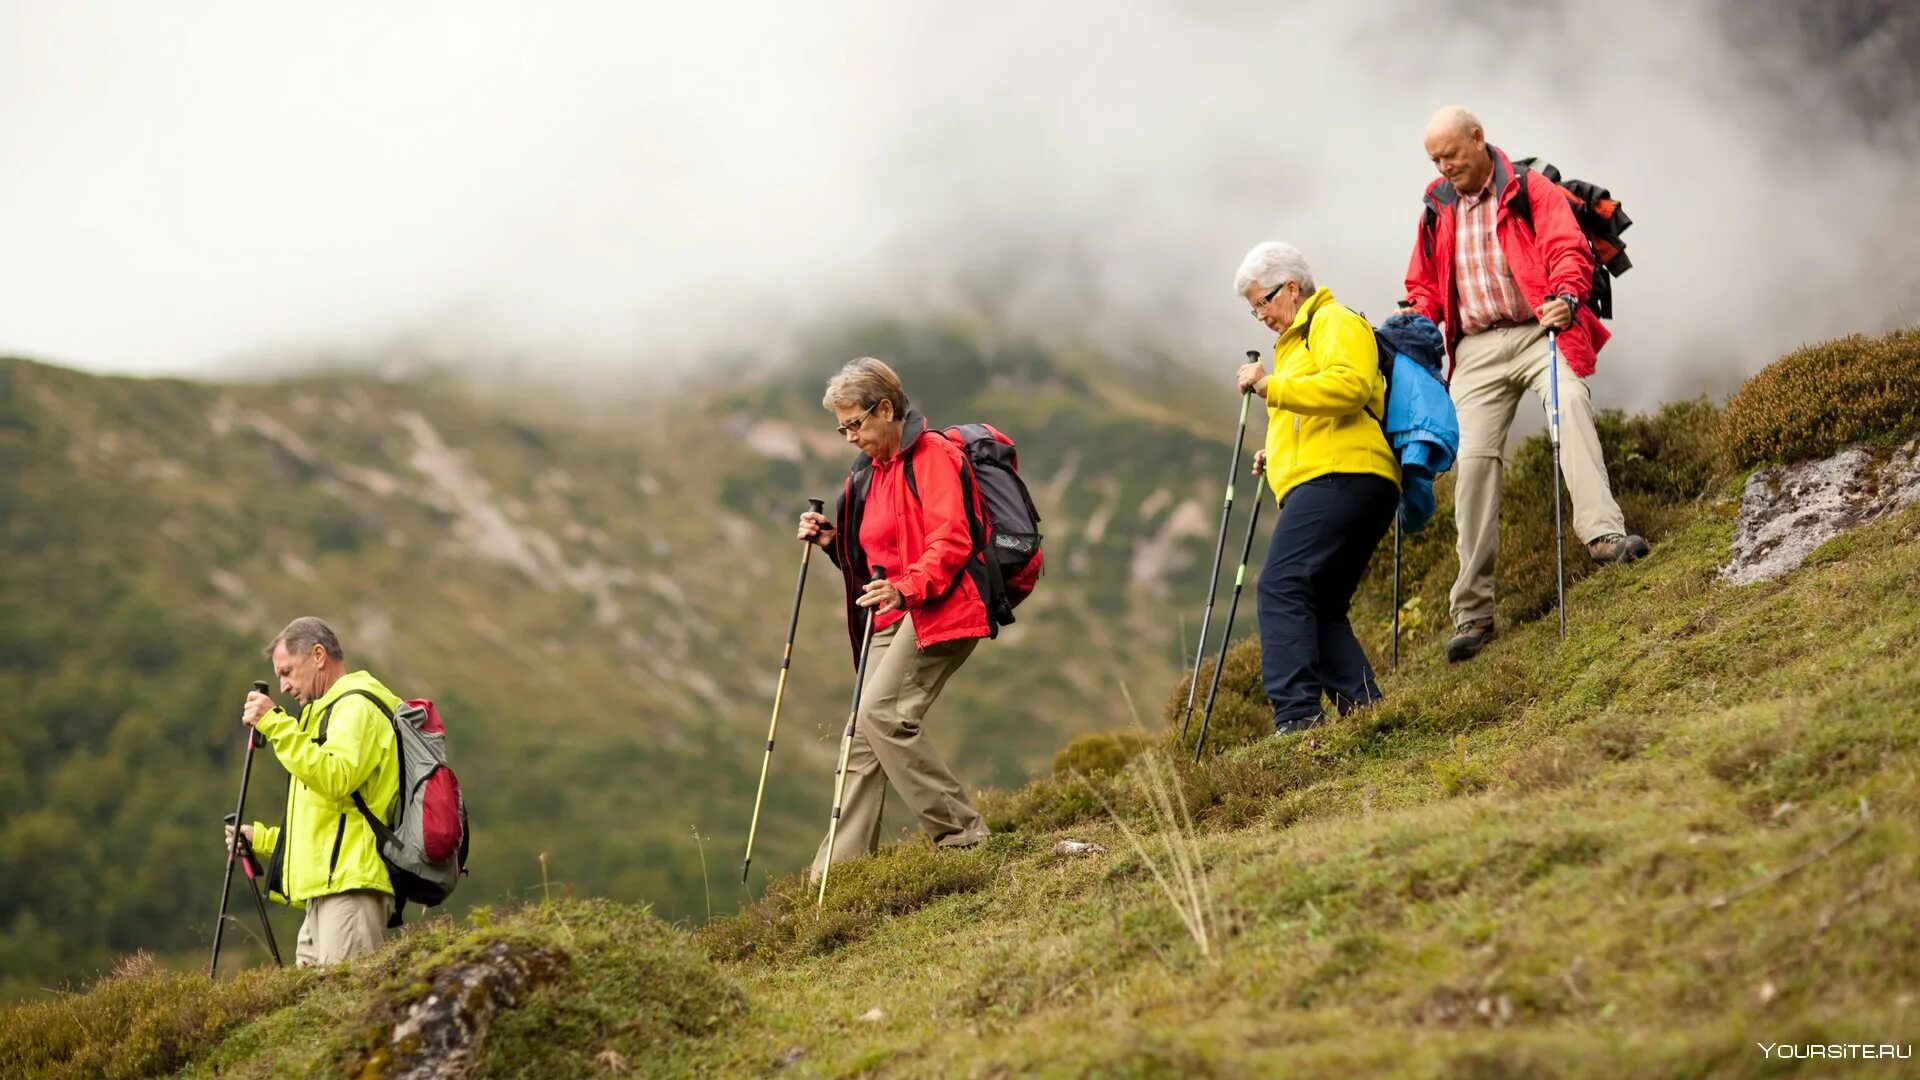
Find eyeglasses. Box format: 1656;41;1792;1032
836;401;879;436
1251;280;1290;319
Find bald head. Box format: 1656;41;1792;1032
1423;105;1492;195
1425;106;1482;142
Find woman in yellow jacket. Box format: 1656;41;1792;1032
1233;242;1401;736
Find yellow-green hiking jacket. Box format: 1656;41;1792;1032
1262;287;1401;505
250;671;400;905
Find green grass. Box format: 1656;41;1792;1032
9;484;1917;1077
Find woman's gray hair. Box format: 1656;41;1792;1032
265;616;344;662
822;357;910;418
1233;241;1317;297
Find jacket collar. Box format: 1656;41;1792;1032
1278;287;1338;345
302;669;376;719
1423;144;1518;212
851;408;929;474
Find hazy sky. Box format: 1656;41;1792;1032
2;2;1915;408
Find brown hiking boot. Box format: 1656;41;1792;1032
1447;618;1496;663
1588;533;1650;565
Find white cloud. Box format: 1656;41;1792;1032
0;1;1913;408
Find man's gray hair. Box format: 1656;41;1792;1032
1233;241;1317;298
265;616;344;662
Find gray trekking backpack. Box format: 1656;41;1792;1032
322;690;470;921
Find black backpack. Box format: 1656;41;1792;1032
904;423;1044;632
1423;157;1633;319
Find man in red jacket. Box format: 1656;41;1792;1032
1404;106;1649;663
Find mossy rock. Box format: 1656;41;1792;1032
1721;329;1920;468
1052;729;1155;778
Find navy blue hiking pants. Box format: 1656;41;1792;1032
1257;472;1399;730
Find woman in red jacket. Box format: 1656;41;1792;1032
797;357;991;876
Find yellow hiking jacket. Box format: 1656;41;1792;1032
249;671;400;905
1262;288;1400;505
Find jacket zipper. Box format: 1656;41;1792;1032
280;783;295;898
283;704;312;899
326;813;346;889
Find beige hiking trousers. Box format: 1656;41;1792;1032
1449;324;1627;628
811;615;988;877
294;889;392;966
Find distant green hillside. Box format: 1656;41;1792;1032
0;326;1277;998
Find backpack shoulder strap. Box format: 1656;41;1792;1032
1510;159;1535;236
315;687;393;745
316;689;403;841
1419;179;1458;260
352;792;398;846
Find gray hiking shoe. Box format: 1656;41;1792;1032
1273;715;1325;738
1588;533;1650;565
1447;618;1496;663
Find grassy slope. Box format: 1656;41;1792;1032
8;474;1916;1078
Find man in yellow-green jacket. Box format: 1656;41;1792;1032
226;616;400;965
1232;242;1400;737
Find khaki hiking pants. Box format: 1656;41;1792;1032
1449;324;1627;628
811;615;988;877
294;889;392;967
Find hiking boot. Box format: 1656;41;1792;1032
1273;715;1324;738
1588;533;1650;564
1447;619;1496;663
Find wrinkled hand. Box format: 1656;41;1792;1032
241;690;276;729
856;577;903;613
1252;449;1267;476
797;510;835;547
1534;296;1575;329
1236;361;1266;395
223;822;255;857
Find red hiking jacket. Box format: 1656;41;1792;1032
830;411;991;663
1403;144;1610;379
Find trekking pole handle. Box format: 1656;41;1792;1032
808;497;826;516
223;813;263;877
249;681;271;747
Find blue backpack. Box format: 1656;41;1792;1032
1303;309;1459;532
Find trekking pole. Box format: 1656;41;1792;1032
1548;330;1567;640
741;497;827;886
1193;459;1266;762
1179;352;1258;742
225;812;283;967
818;566;886;907
1391;513;1402;670
209;680;279;977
